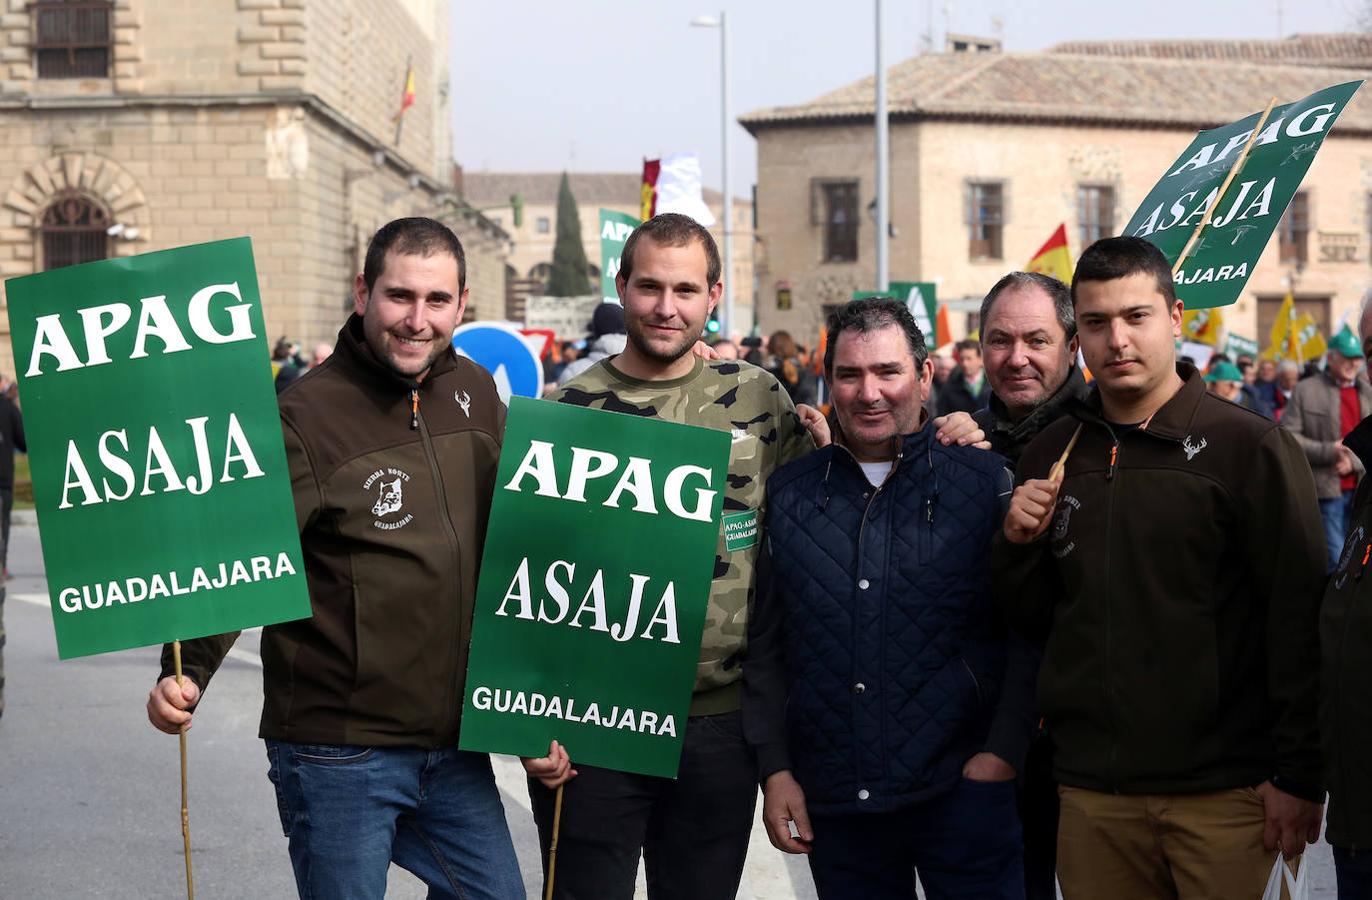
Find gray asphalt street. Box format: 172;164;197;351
0;521;815;899
0;519;1338;898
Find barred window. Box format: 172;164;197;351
966;182;1004;260
1078;185;1115;246
1279;191;1310;267
42;193;109;270
34;1;112;80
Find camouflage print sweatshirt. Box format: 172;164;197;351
553;356;814;715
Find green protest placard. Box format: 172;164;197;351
1224;333;1260;359
459;397;729;778
599;209;639;302
1124;80;1363;308
855;282;937;335
6;238;311;659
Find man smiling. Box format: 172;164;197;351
994;236;1326;899
540;213;812;900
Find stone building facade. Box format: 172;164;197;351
462;172;755;333
742;34;1372;351
0;0;507;377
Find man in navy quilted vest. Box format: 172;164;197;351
742;296;1036;899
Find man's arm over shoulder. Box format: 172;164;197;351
772;379;817;468
1283;380;1338;467
1246;424;1325;796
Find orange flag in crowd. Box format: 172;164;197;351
935;304;953;347
1026;224;1073;284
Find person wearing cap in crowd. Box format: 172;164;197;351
1283;327;1372;570
557;301;626;386
1205;361;1269;416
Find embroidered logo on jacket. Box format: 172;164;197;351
1051;494;1081;558
455;390;472;417
363;467;414;531
1182;435;1207;461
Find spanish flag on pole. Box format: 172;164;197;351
1026;224;1073;284
392;59;415;145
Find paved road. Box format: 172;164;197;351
0;520;1338;898
0;522;815;899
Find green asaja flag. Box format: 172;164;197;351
459;397;729;778
5;238;312;659
599;209;639;302
854;282;937;337
1124;79;1362;309
1223;333;1260;359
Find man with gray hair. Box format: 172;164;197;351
971;272;1089;464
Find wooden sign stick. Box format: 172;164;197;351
1049;424;1084;483
1171;97;1278;278
544;784;565;900
172;640;195;900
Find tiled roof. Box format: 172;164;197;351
1048;33;1372;69
739;49;1370;133
462;172;729;207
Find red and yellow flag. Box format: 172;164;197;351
1026;224;1073;284
394;66;416;122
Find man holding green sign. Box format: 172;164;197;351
145;219;527;900
531;213;813;899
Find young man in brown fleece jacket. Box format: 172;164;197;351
145;218;554;900
995;236;1326;899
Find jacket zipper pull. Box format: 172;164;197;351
410;388;419;430
1107;443;1119;481
1357;543;1371;581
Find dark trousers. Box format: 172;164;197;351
1337;845;1372;900
1020;731;1060;900
807;777;1025;900
528;710;757;900
1;485;12;571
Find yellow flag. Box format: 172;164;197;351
1026;225;1073;284
1263;292;1327;362
1181;308;1223;346
1262;293;1296;361
1292;313;1327;361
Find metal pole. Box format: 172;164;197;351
720;10;734;338
875;0;889;292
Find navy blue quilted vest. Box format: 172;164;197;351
763;427;1009;815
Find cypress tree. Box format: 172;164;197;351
548;172;592;296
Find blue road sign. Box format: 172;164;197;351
451;321;543;402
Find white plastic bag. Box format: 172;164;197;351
1261;855;1309;900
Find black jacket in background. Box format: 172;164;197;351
973;367;1090;466
992;365;1326;800
937;368;991;417
1322;413;1372;849
0;395;26;489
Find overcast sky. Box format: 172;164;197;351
450;0;1360;194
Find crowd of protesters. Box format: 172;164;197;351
168;215;1370;900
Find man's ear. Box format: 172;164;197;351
353;274;369;317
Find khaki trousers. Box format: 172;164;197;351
1057;785;1297;900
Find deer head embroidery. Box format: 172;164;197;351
1182;436;1207;461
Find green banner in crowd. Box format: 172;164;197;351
599;209;639;302
6;238;311;659
1224;333;1261;359
459;397;729;778
1124;80;1363;309
854;282;937;337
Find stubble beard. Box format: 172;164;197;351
626;318;695;365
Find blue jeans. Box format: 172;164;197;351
807;776;1025;900
1337;846;1372;900
265;741;524;900
1321;490;1357;572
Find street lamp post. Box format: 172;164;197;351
875;0;889;293
692;12;733;339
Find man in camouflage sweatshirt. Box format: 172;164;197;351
532;213;813;900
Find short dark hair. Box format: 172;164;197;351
618;213;721;288
824;297;927;375
363;217;466;293
980;271;1075;340
1071;235;1175;307
954;338;981;356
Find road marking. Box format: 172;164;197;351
12;592;266;667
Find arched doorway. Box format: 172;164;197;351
41;192;109;270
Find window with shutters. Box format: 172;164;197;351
1077;185;1115;246
1279;191;1310;266
966;182;1004;260
34;0;112;79
41;193;109;270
